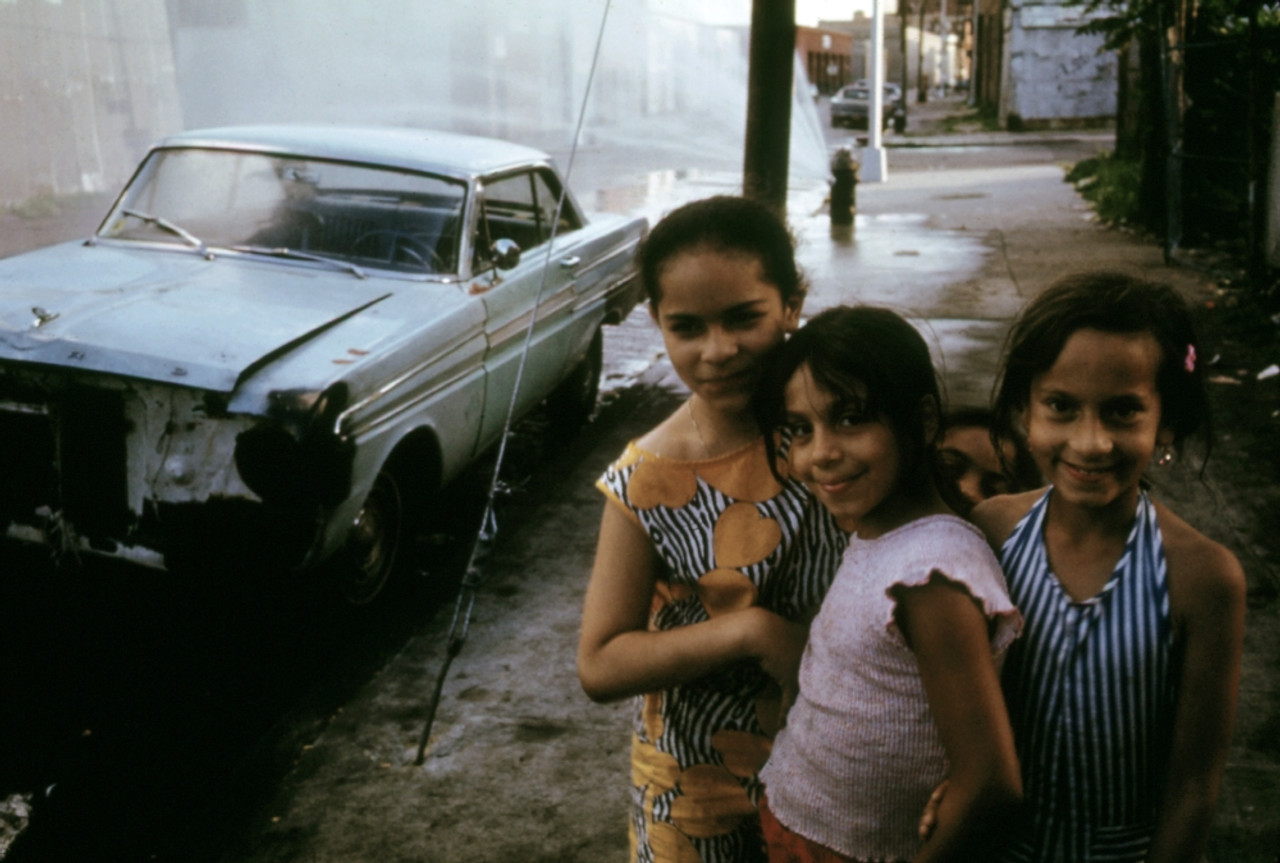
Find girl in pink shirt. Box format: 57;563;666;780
754;305;1024;862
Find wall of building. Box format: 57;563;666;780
0;0;839;210
796;25;852;95
0;0;182;206
162;0;830;183
820;13;954;95
1001;0;1116;129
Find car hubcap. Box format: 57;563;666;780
342;472;401;605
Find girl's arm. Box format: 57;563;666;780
894;573;1023;863
1145;528;1246;863
577;503;806;703
914;492;1037;843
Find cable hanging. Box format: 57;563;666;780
413;0;615;766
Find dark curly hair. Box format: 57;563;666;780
636;195;806;310
991;270;1213;470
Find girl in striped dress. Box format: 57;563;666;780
973;272;1246;862
577;197;847;863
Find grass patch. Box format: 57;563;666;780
1065;151;1141;226
975;101;1000;131
939;102;1001;133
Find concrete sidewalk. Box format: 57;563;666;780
220;114;1280;863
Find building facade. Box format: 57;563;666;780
997;0;1117;129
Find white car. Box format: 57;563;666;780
0;125;646;602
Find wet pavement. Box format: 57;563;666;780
1;96;1277;862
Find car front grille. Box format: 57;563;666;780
0;377;130;547
0;401;57;525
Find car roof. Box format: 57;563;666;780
156;125;553;179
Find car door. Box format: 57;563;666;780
470;167;584;452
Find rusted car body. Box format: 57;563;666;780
0;126;646;601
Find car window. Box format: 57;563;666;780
98;148;467;274
473;168;581;270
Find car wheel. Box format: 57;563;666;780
337;469;404;606
545;328;602;434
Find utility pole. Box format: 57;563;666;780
917;0;928;103
743;0;796;216
939;0;948;94
969;0;980;106
901;1;912;122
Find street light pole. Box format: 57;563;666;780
862;0;888;182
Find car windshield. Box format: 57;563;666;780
98;148;468;275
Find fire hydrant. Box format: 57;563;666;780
829;147;858;226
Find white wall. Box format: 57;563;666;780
1001;0;1116;127
166;0;831;197
0;0;182;205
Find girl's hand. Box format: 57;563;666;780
747;610;810;712
917;779;948;840
579;506;810;703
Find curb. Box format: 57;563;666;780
889;130;1116;148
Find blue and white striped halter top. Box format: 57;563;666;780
998;488;1180;863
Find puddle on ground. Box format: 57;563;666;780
595;172;1011;411
793;211;992;317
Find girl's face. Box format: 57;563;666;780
783;364;904;535
1023;328;1172;512
938;424;1016;515
652;247;801;415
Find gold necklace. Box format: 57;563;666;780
687;399;712;458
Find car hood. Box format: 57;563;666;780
0;241;399;393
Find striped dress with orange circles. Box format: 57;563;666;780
596;436;847;863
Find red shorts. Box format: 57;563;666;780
758;794;860;863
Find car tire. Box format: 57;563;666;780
336;468;405;606
545;328;602;434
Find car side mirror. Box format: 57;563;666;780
490;238;522;270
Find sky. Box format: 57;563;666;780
646;1;883;27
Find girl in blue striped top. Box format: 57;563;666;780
972;272;1246;862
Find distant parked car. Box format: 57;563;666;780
852;79;904;104
0;125;646;603
830;83;907;131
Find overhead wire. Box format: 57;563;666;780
413;0;615;766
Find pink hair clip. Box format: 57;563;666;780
1184;343;1197;373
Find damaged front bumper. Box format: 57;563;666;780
0;368;349;573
